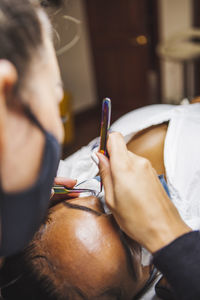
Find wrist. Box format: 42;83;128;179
145;221;191;253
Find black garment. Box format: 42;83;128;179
0;106;61;257
153;231;200;300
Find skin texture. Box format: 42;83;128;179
127;123;167;176
30;196;150;299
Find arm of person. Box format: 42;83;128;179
97;132;200;300
97;132;190;252
153;230;200;300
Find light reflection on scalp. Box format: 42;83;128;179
46;195;140;281
57;198;141;282
74;215;105;253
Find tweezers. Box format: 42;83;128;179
53;185;96;196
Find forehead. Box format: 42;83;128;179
34;197;140;298
44;197;127;259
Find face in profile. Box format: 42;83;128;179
0;196;154;300
0;4;64;196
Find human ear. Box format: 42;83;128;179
0;60;18;159
0;59;17;101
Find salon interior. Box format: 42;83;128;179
54;0;200;157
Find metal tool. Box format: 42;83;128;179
99;98;111;191
53;185;96;196
99;98;111;156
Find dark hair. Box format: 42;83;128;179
0;0;43;94
40;0;64;7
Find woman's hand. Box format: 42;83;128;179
97;132;191;253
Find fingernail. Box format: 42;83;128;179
91;152;99;165
50;188;54;199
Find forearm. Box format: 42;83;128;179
153;231;200;300
99;132;200;299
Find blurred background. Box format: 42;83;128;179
51;0;200;157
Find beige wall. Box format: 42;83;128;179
55;0;97;113
158;0;193;103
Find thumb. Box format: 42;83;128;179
97;152;115;208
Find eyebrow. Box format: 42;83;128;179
41;199;105;231
63;201;104;216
